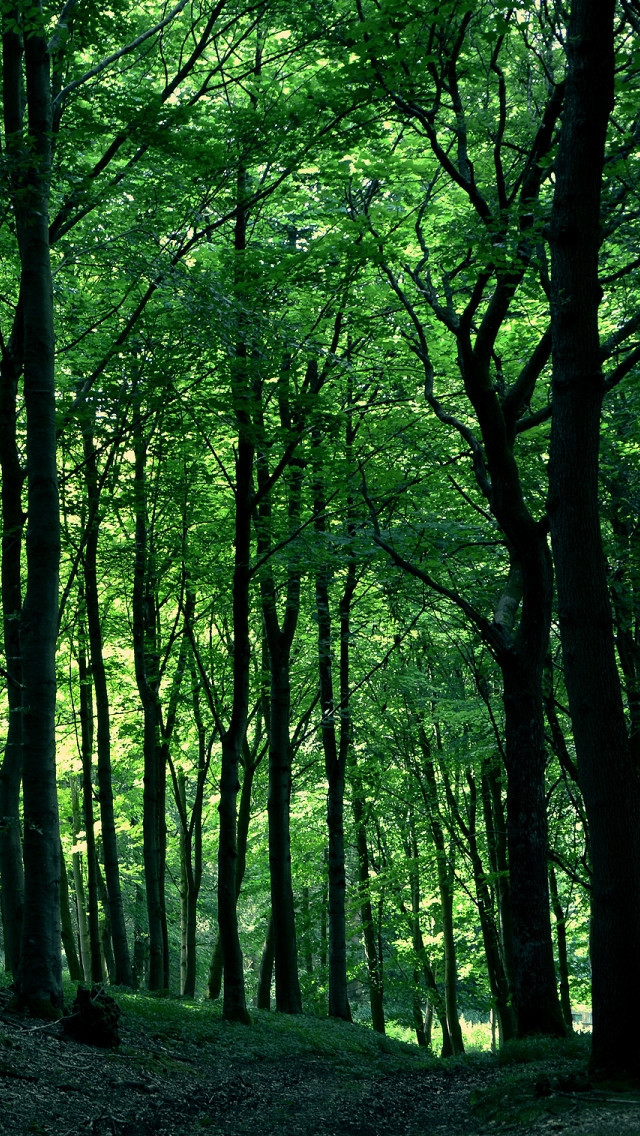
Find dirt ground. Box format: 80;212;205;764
2;993;640;1136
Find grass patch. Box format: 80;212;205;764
91;984;436;1077
498;1033;591;1065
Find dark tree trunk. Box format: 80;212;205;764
481;758;515;1000
81;421;132;986
256;914;275;1010
403;818;451;1056
267;654;303;1013
59;846;82;982
8;8;62;1014
0;314;24;980
548;0;640;1081
215;166;256;1025
444;763;516;1045
256;382;304;1016
207;732;261;999
549;865;573;1033
71;782;91;981
217;529;251;1022
313;428;354;1023
78;643;103;985
132;883;149;990
502;659;563;1036
132;407;168;992
418;746;465;1054
350;762;385;1034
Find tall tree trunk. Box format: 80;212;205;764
207;732;261;999
502;660;563;1036
132;407;167;991
313;412;354;1023
350;758;385;1034
442;760;516;1046
480;757;515;1000
81;420;132;986
548;0;640;1080
8;8;62;1012
267;651;302;1013
256;914;275;1010
0;316;24;980
59;846;82;982
549;865;573;1033
78;643;103;984
71;782;91;982
132;883;149;990
402;818;451;1055
256;369;305;1016
418;744;465;1055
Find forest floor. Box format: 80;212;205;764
1;984;640;1136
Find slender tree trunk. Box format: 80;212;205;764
256;393;304;1015
132;409;167;991
350;760;385;1034
215;165;256;1025
96;860;115;981
256;914;275;1010
132;883;148;989
418;748;465;1054
71;783;91;982
59;846;82;982
267;653;303;1013
207;735;259;999
81;421;132;986
481;758;515;999
447;765;516;1045
549;865;573;1033
78;645;103;984
313;439;354;1023
403;819;451;1055
301;887;314;977
548;0;640;1080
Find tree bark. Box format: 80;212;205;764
548;0;640;1080
0;314;24;981
10;6;62;1014
132;405;168;991
81;420;132;986
59;845;82;982
418;744;465;1054
313;413;354;1023
78;644;103;984
350;758;385;1034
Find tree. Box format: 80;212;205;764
548;0;640;1081
2;0;63;1014
351;0;566;1035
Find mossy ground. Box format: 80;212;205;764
2;984;640;1135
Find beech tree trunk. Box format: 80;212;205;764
78;647;103;984
267;652;303;1014
350;759;385;1034
132;414;168;991
548;0;640;1080
313;394;356;1024
59;847;82;982
81;421;133;986
0;329;24;978
7;6;63;1013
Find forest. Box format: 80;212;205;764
0;0;639;1089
